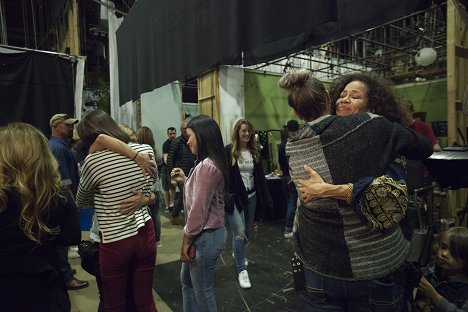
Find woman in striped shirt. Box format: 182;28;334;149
76;110;157;312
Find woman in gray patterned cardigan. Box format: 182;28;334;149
279;69;433;311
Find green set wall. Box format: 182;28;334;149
395;79;447;124
245;70;447;130
244;70;449;161
244;70;293;131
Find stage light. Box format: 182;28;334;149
415;47;437;66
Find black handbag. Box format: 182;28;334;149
224;192;236;213
77;240;99;276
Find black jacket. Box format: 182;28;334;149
0;188;81;311
224;144;273;214
166;135;196;176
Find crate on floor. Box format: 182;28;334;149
79;208;94;231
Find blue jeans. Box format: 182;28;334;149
226;195;256;272
181;227;227;312
226;205;247;272
56;245;74;282
148;202;161;242
300;268;404;312
285;186;298;231
244;194;257;239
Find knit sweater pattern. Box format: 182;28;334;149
286;113;433;281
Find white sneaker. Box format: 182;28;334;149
68;246;80;259
232;252;248;266
238;270;251;289
284;231;293;239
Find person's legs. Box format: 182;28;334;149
226;206;247;272
169;187;176;207
57;245;89;289
300;267;405;312
99;237;134;312
284;187;298;237
244;195;257;239
57;245;74;281
171;181;184;224
148;203;161;244
349;275;404;312
188;228;227;312
181;262;197;312
130;221;157;312
162;166;175;211
300;268;347;312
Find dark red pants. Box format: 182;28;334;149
99;220;157;312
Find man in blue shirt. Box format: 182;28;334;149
49;113;88;290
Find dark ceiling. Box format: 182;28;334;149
0;0;451;89
253;2;448;85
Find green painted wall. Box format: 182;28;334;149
244;71;449;166
245;70;447;130
244;70;293;131
395;79;447;124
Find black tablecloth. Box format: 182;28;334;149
424;151;468;189
255;176;288;220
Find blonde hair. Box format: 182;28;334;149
0;122;62;243
118;123;137;142
136;126;155;151
230;119;260;166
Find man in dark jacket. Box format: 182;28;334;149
166;121;196;225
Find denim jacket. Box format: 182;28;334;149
422;266;468;312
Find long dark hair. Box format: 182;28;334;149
77;110;130;146
329;72;405;124
439;227;468;275
187;115;229;184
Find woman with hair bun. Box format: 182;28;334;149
279;69;433;311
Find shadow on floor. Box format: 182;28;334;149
153;219;301;312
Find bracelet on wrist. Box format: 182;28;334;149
132;151;139;161
346;183;353;205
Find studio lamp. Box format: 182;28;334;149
415;47;437;66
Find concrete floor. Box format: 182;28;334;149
69;212;300;312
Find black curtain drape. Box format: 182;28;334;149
0;51;75;136
116;0;431;105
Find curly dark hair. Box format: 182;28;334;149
329;72;405;125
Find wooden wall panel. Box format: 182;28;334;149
446;0;468;225
198;69;221;125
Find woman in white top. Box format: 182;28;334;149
224;119;272;289
75;110;157;312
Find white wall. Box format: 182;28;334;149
140;82;183;153
219;66;245;144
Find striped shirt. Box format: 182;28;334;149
76;143;155;244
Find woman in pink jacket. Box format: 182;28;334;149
171;115;229;312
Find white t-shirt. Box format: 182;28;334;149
238;150;255;197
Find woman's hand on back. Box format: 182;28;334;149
296;165;326;203
119;189;148;214
135;152;157;177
